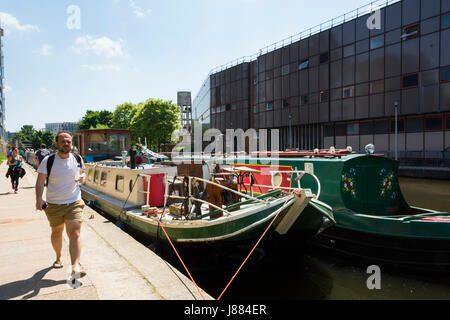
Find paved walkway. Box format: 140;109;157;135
0;160;212;300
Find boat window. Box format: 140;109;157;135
110;134;127;153
88;133;108;153
115;175;125;192
87;168;93;182
100;172;108;187
94;170;100;183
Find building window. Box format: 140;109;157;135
370;34;384;50
425;117;443;132
226;104;231;112
402;73;419;89
370;80;385;94
442;12;450;30
116;175;125;193
231;104;237;111
441;66;450;83
282;65;290;76
221;105;226;112
406;117;424;133
266;102;274;111
253;75;258;85
211;107;216;114
300;95;309;106
446;115;450;130
347;123;359;136
283;99;289;108
342;86;355;99
266;71;272;80
319;90;329;103
253;106;258;114
390;119;405;133
299;59;309;70
343;44;355;58
374;120;389;134
402;23;420;41
319;52;329;64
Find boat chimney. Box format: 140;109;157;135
129;148;137;169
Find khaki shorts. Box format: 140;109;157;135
44;200;85;228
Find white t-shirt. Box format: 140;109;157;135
37;153;85;205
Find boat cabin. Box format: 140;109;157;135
77;129;131;163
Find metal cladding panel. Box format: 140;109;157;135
421;69;439;86
443;0;450;13
425;132;443;151
402;38;420;74
300;39;309;59
331;88;341;101
299;105;309;124
299;70;309;94
335;136;347;149
406;132;423;150
347;136;359;152
281;109;290;127
260;111;266;128
282;75;290;97
273;66;281;79
291;106;301;126
421;17;441;36
421;0;441;20
330;60;342;89
356;52;369;83
385;44;401;77
211;88;216;106
225;69;231;83
309;34;320;57
386;76;401;92
266;51;274;70
282;46;290;65
389;133;406;151
441;29;450;67
274;107;282;126
290;41;300;63
386;2;402;31
330;100;342;122
309;104;319;123
342;56;355;86
290;72;299;96
274;77;282;100
356;39;369;55
231;67;237;82
402;0;420;26
385;91;401;116
356;83;369;97
259;55;266;72
373;134;389;151
342;98;355;121
273;49;282;68
226;84;231;104
355;96;369;119
401;88;420;114
259;81;266;102
266;110;274;128
319;64;329;90
266;79;274;101
253;112;259;129
385;29;401;46
370;48;385;81
360;135;374;152
319;30;329;52
309;67;319;93
355;15;370;41
421;85;440;113
342;20;355;46
370;93;385;118
319;103;329;123
330;25;343;49
420;33;440;71
440;83;450;111
331;47;342;62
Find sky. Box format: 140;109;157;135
1;0;376;132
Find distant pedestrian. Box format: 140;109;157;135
35;131;87;280
6;147;23;194
34;144;51;168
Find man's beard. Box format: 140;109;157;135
58;146;71;154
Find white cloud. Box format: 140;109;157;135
0;12;40;34
128;0;152;18
40;44;53;56
82;64;121;72
72;35;124;57
3;85;12;93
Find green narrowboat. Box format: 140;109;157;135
179;151;450;268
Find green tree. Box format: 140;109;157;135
111;102;137;129
78;110;113;130
131;99;181;151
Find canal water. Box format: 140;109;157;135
159;178;450;300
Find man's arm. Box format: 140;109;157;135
35;173;47;211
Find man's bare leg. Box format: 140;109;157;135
51;224;64;264
65;220;83;272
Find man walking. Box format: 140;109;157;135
34;143;50;168
35;131;87;280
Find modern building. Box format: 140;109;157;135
193;0;450;166
45;122;78;135
0;27;6;154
